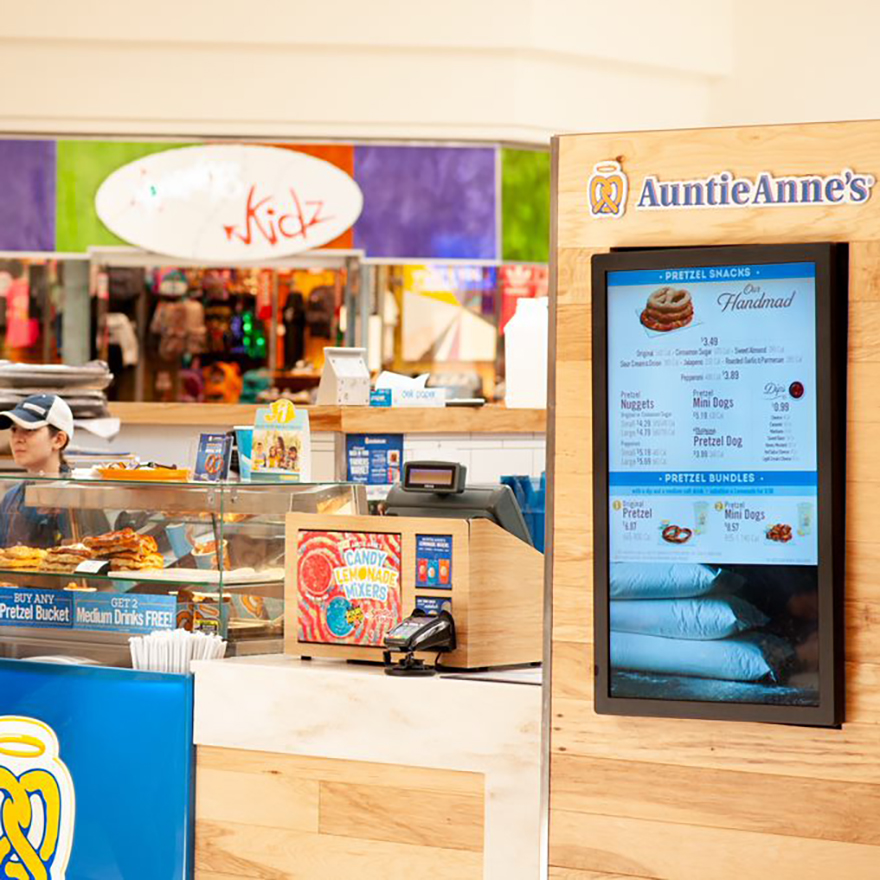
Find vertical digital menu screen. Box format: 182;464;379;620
604;260;822;709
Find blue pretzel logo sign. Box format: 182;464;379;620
0;717;75;879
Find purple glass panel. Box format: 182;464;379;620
354;146;497;260
0;140;56;251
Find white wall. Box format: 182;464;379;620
19;1;880;144
710;0;880;126
0;0;732;143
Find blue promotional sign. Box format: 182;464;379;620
415;535;453;589
0;587;73;628
415;595;452;616
73;593;177;634
346;434;403;486
194;432;232;482
251;399;311;482
0;660;193;879
0;588;178;635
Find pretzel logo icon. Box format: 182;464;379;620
0;717;75;879
588;161;628;219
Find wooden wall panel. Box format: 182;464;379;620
550;122;880;880
550;754;880;845
846;661;880;723
551;703;880;784
551;641;593;702
846;242;880;300
550;811;880;880
195;746;484;880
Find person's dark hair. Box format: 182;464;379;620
48;426;70;472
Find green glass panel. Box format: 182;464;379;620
500;148;550;263
56;141;189;252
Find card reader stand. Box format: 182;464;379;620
383;609;456;676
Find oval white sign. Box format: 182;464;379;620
95;145;363;262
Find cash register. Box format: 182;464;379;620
384;461;533;546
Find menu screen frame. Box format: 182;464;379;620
591;243;846;727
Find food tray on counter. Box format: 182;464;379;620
97;467;191;482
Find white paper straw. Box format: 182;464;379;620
129;628;227;673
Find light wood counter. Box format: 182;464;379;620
108;402;546;434
109;402;343;431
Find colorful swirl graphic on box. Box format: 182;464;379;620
297;530;402;646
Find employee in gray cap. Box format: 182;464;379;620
0;393;75;547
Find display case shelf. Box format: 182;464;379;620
24;479;365;516
0;567;286;589
0;476;364;663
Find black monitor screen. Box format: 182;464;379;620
592;243;845;726
408;466;456;489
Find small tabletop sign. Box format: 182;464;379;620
252;399;312;482
194;432;233;482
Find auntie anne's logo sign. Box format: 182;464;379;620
588;160;875;218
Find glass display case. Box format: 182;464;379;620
0;475;366;666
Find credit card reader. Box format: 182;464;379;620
383;609;456;676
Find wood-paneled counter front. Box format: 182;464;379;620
548;120;880;880
197;748;484;880
192;657;542;880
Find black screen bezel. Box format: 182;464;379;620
591;242;846;727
